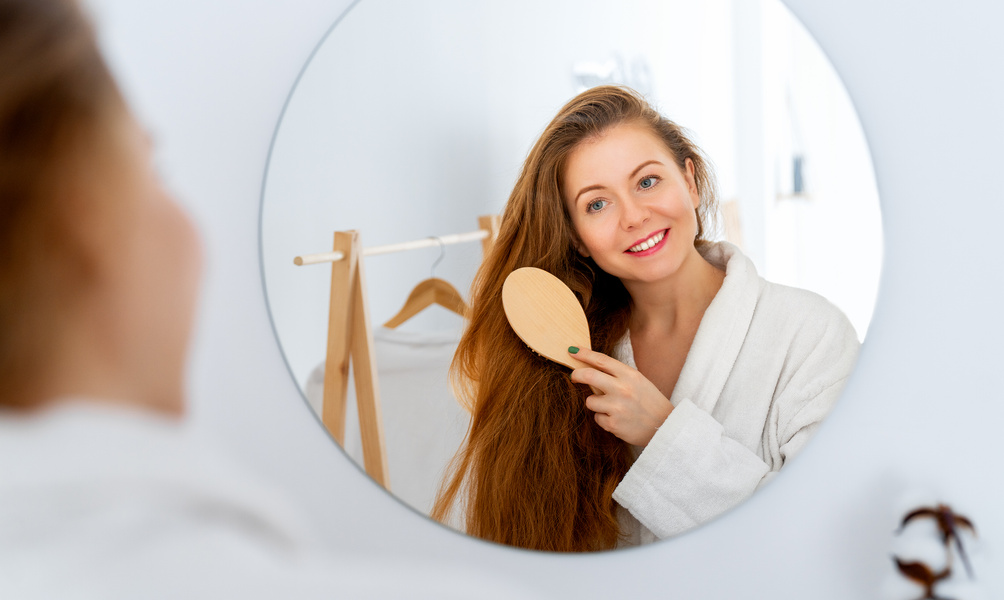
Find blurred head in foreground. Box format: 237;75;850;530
0;0;201;414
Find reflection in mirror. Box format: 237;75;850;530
260;0;882;551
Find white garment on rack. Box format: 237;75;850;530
305;327;468;516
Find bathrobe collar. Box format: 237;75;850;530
613;241;760;414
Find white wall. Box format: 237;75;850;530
758;0;883;337
86;0;1004;598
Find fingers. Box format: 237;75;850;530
586;393;614;433
569;366;617;393
569;347;672;446
567;347;627;377
584;392;612;415
569;348;633;398
593;411;613;433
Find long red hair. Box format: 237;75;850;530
431;86;718;552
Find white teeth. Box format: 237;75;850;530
628;230;665;253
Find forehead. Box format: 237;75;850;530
563;122;675;189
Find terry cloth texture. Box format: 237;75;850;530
612;242;860;543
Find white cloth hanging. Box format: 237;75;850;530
305;327;469;515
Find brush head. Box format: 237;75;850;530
501;267;591;370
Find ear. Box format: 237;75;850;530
684;158;700;209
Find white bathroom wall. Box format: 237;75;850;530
84;0;1004;598
758;1;883;337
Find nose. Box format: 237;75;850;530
619;195;650;231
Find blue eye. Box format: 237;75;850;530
639;176;659;189
587;199;607;213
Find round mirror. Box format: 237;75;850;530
260;0;882;549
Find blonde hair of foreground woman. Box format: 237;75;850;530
431;85;718;552
0;0;200;414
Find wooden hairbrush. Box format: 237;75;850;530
501;267;591;370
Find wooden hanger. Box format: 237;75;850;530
383;235;469;328
383;277;468;328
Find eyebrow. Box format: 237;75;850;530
573;160;665;203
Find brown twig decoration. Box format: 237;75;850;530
891;503;977;600
892;556;951;600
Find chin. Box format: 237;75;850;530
150;394;186;417
138;376;187;417
612;255;689;284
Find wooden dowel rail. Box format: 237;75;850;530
294;229;490;266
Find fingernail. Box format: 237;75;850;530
568;346;579;354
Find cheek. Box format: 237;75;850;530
133;197;202;394
154;198;202;309
124;194;202;338
664;191;700;229
569;218;600;258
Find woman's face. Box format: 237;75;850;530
84;110;202;415
562;121;702;287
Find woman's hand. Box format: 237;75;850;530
569;347;674;446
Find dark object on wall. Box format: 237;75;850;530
892;557;951;600
891;503;977;600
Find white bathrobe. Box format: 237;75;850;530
611;242;860;544
0;400;533;599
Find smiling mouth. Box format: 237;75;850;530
626;229;667;253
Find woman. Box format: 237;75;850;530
0;0;201;417
0;2;528;598
0;0;324;593
432;86;860;552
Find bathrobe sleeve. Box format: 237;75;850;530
612;399;770;538
611;284;860;539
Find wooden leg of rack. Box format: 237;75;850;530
348;235;390;490
321;230;356;446
478;214;501;255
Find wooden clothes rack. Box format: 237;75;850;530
295;215;500;490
